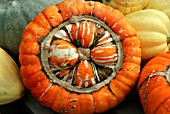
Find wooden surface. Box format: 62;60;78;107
0;88;145;114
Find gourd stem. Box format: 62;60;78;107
167;34;170;44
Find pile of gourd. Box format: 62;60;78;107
102;1;170;113
103;0;170;62
0;0;170;114
0;0;63;105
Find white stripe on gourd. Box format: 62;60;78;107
49;44;78;61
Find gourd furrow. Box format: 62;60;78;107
125;9;170;61
93;2;124;27
138;50;170;114
92;86;118;113
155;96;170;114
42;5;63;28
109;79;131;103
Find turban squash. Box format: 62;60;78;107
19;0;141;113
138;50;170;114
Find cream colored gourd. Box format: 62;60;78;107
0;48;24;105
125;9;170;61
102;0;148;14
145;0;170;19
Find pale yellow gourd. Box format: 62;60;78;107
0;48;25;105
102;0;148;14
145;0;170;19
125;9;170;61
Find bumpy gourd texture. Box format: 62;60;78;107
102;0;148;14
19;0;141;113
138;51;170;114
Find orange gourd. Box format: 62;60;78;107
19;0;141;113
138;50;170;114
